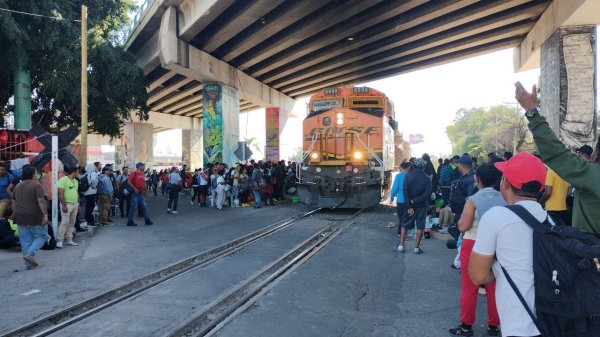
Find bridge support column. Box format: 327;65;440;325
14;61;31;130
265;107;289;162
182;117;203;170
202;83;239;165
124;122;154;167
540;25;597;148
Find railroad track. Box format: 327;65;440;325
0;208;323;337
169;208;366;337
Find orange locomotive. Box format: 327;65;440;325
297;86;402;208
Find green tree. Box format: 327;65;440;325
446;105;532;160
0;0;148;136
244;137;263;158
288;147;304;162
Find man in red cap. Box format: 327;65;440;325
515;82;600;234
469;152;548;337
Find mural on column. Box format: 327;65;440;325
190;129;202;169
265;108;279;161
203;84;239;165
115;145;125;169
124;123;154;166
203;84;223;164
221;85;240;165
181;130;191;166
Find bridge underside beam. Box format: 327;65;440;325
135;5;295;114
146;111;195;130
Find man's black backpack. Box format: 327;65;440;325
502;205;600;337
78;174;90;193
448;178;466;213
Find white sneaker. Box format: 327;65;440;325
396;245;405;253
56;241;63;249
65;240;78;246
172;210;178;214
190;201;194;205
413;247;423;254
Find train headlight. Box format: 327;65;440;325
336;113;344;119
336;118;344;125
301;166;308;171
353;168;359;173
311;152;319;159
315;167;322;173
353;152;363;160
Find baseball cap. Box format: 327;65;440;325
494;152;546;192
135;162;145;169
458;154;473;165
411;157;426;168
576;145;593;156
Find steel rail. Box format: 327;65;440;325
0;208;322;337
169;208;366;337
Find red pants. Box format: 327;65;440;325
460;238;500;326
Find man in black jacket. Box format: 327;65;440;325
398;157;432;254
449;155;476;223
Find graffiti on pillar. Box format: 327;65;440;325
115;145;125;169
203;84;223;164
123;135;131;165
124;123;154;166
181;129;190;166
561;33;597;147
265;108;279;161
221;85;239;165
190;129;202;169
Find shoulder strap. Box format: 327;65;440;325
502;204;545;334
500;265;543;333
505;204;549;233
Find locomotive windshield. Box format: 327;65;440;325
310;98;342;113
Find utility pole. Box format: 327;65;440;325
80;5;88;166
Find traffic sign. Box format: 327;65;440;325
234;141;253;161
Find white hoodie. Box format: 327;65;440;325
82;163;99;196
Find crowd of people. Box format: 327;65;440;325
389;82;600;337
0;158;300;269
137;160;299;212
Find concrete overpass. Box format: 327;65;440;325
116;0;598;169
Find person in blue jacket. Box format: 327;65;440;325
390;162;411;236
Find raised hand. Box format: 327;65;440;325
514;81;537;110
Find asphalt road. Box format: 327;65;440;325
215;207;492;337
0;196;491;337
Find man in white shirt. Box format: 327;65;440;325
470;152;547;337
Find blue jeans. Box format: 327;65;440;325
18;225;49;267
168;189;179;211
396;203;406;235
252;190;261;206
128;193;150;222
230;185;239;206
